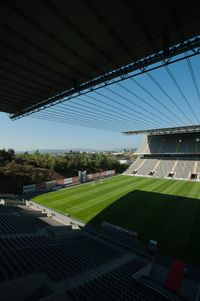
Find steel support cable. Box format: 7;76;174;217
31;115;120;132
146;72;192;124
185;52;200;105
34;113;125;132
43;2;164;127
83;93;147;126
51;0;200;120
37;88;155;126
94;90;162;128
39;105;148;130
74;96;139;126
34;109;124;129
43;104;136;129
105;86;165;127
83;94;157;129
62;94;155;128
37;99;161;130
30;115;122;133
33;111;126;132
37;104;136;129
128;78;183;125
164;65;199;123
106;84;169;127
40;107;125;129
124;1;185;126
93;91;161;128
10;40;200;120
58;100;140;128
117;81;176;126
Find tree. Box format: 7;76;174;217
7;148;15;160
0;148;15;164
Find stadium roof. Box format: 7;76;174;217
123;125;200;136
0;0;200;119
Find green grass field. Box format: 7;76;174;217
33;175;200;264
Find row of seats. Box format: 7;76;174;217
0;214;50;234
0;237;121;282
101;221;138;239
127;157;199;180
136;134;200;154
68;259;174;301
0;232;88;250
0;204;23;215
0;204;179;300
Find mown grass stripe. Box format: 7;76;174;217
33;175;200;264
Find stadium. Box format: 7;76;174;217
1;1;200;300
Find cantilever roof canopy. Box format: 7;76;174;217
123;125;200;136
0;0;200;118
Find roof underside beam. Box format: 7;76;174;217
123;124;200;136
11;35;200;119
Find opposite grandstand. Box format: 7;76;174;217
124;126;200;180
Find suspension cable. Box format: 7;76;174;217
105;86;166;126
185;52;200;105
95;90;163;127
164;65;199;123
147;71;193;124
128;78;185;125
60;97;148;128
33;111;129;132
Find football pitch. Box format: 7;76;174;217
33;175;200;264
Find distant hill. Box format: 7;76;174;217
16;147;136;154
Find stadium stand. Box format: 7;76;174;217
0;1;200;299
124;130;200;181
0;200;197;300
67;258;185;301
137;158;158;176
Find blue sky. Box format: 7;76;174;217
0;112;141;151
1;53;200;151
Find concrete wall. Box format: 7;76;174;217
26;200;85;228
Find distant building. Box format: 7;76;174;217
118;159;128;164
